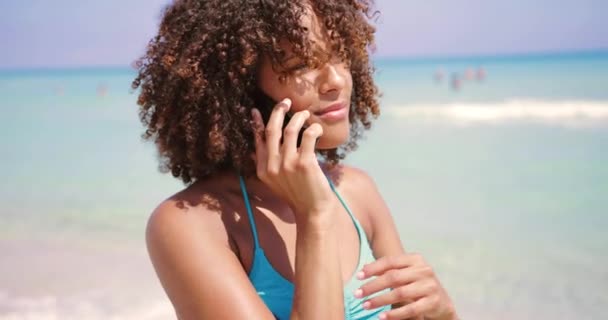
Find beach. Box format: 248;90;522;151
1;52;607;319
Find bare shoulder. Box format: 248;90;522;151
329;164;406;256
145;181;274;319
329;164;381;209
325;164;380;236
146;184;230;252
339;164;378;189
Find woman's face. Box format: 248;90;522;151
256;9;353;150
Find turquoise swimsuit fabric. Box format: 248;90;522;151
239;175;391;319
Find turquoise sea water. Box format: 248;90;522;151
1;52;607;319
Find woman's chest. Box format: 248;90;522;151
229;197;372;285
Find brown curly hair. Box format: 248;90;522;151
132;0;381;184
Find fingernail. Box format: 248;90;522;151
282;98;291;109
357;271;365;280
353;289;363;298
379;312;387;319
362;301;371;310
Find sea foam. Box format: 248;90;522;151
385;99;608;127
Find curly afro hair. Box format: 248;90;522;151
132;0;381;185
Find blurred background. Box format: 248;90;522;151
1;0;607;319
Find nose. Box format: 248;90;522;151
318;62;346;95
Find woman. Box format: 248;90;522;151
133;0;458;319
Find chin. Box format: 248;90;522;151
314;121;351;150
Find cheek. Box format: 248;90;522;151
287;87;317;112
345;71;354;91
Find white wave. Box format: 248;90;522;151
385;100;608;127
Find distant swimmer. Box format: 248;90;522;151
450;72;461;91
434;68;445;83
476;66;486;82
97;83;108;97
464;67;475;81
53;85;65;96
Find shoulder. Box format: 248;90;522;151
342;165;378;189
146;183;231;249
329;164;381;209
324;163;378;196
329;164;406;256
144;181;274;319
326;164;381;236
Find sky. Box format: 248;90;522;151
1;0;607;68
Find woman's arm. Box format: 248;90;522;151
291;212;344;320
343;166;458;320
146;197;344;320
250;99;346;319
146;200;276;319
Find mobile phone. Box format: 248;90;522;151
253;89;306;147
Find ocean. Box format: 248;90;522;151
1;51;607;319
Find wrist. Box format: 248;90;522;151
294;208;338;232
293;200;339;229
295;213;336;233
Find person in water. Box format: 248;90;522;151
132;0;459;319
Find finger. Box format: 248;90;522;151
356;267;431;298
298;123;323;156
281;110;310;159
251;108;268;176
265;98;291;174
359;253;426;279
361;279;436;311
379;296;437;320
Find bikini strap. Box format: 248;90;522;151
240;174;355;250
327;177;358;225
239;175;260;249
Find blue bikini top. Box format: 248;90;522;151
239;175;391;319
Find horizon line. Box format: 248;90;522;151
1;48;607;72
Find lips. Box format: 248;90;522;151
315;102;347;115
313;101;349;122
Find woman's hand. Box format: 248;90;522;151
354;254;458;320
251;98;338;224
